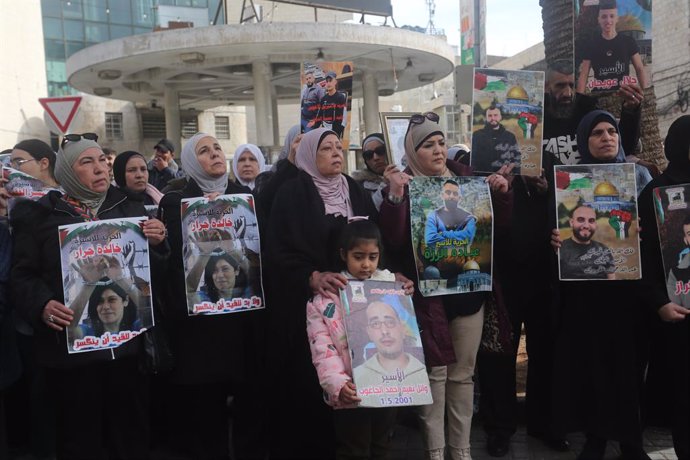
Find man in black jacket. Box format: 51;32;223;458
472;106;522;174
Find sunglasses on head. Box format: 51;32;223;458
61;133;99;149
409;112;440;126
362;145;387;161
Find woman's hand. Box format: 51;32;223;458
189;229;233;255
658;302;690;322
486;170;510;194
383;164;411;197
394;272;415;296
142;218;166;246
42;300;74;331
73;256;121;283
619;83;644;110
523;168;548;194
309;271;348;296
550;228;562;252
338;381;361;405
205;192;222;201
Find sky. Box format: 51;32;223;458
366;0;544;57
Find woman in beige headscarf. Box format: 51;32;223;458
10;134;167;459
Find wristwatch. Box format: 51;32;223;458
387;193;403;205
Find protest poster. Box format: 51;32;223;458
181;194;264;315
2;166;60;213
471;68;544;176
58;217;153;354
380;112;415;169
341;279;433;408
652;184;690;308
300;61;354;148
409;176;493;297
574;0;651;94
555;163;641;280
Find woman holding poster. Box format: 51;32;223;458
265;127;377;459
9;135;167;460
379;113;512;460
158;132;263;460
550;111;651;459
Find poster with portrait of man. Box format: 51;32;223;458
341;280;433;408
471;68;544;176
181;194;264;315
574;0;651;94
58;217;153;354
555;163;641;280
300;61;354;148
409;176;493;297
652;184;690;309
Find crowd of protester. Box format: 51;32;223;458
0;58;688;460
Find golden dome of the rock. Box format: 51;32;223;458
506;85;529;100
463;260;481;271
593;181;618;196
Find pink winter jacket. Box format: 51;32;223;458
306;269;395;409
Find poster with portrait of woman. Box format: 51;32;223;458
181;194;264;315
409;176;494;297
471;68;544;176
300;61;354;149
555;163;641;280
652;184;690;309
574;0;651;94
58;217;153;354
341;279;433;408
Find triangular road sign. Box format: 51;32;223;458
39;96;82;134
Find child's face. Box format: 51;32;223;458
342;239;380;280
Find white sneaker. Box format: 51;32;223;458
427;448;445;460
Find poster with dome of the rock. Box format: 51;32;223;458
555;163;641;281
471;68;544;176
409;176;493;297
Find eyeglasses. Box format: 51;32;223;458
362;145;387;161
9;158;37;169
405;112;440;137
61;133;99;149
368;318;399;329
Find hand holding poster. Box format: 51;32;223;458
58;217;153;353
471;68;544;176
555;163;641;280
410;176;493;297
652;184;690;308
342;280;433;408
181;194;264;315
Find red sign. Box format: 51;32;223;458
38;96;82;134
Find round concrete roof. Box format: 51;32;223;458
66;22;456;110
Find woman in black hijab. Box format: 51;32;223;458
638;116;690;460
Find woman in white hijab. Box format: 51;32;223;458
232;143;266;191
157;132;263;460
9;135;167;460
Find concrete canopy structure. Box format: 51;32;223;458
66;22;455;147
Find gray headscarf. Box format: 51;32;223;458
278;125;301;162
55;139;108;211
181;132;229;194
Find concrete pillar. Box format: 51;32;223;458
252;60;275;147
362;72;380;138
271;86;280;148
164;86;181;158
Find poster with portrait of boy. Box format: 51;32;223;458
58;217;153;354
652;184;690;309
409;176;493;297
471;68;544;176
300;61;354;149
555;163;641;280
574;0;651;94
181;194;264;316
341;279;433;408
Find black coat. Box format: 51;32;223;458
9;187;165;369
158;178;259;385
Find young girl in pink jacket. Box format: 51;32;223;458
306;218;414;459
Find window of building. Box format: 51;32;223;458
85;22;109;42
41;0;62;18
141;113;198;139
105;112;124;139
215;116;230;139
110;0;133;25
63;20;85;41
181;117;200;138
